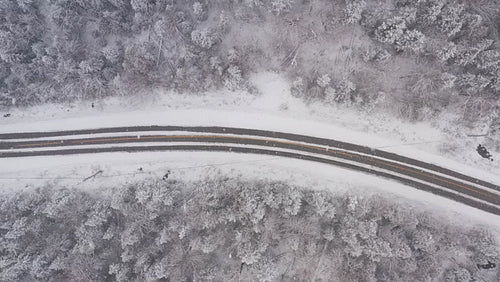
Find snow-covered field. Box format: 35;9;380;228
1;72;499;233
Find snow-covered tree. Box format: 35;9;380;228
374;16;407;45
324;86;337;104
223;65;244;91
438;3;465;38
192;2;206;20
0;168;498;281
191;28;216;50
335;77;356;103
344;0;366;24
290;77;305;98
270;0;294;16
317;74;331;88
312;191;336;219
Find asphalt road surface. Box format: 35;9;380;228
1;126;499;216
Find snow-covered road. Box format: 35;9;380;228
2;126;499;216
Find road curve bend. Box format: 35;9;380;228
1;126;499;216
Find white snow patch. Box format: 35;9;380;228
249;72;308;113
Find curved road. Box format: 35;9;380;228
1;126;499;216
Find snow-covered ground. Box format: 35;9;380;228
1;72;499;232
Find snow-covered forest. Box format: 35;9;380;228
1;0;499;128
2;1;500;280
0;176;498;281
